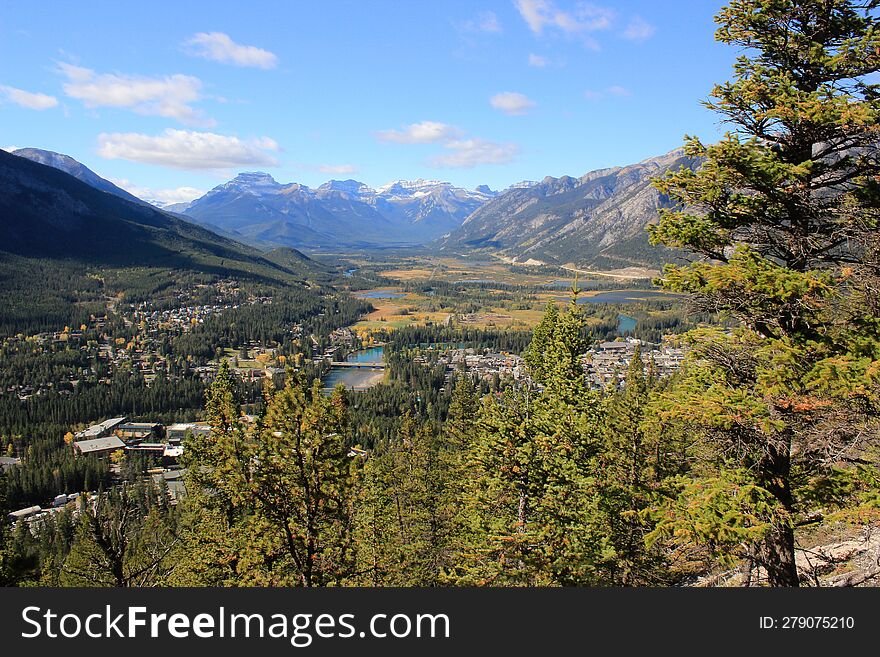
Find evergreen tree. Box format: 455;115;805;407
355;415;456;585
61;487;177;587
454;301;611;585
544;298;588;402
523;301;559;385
0;471;11;586
178;371;359;586
35;507;77;586
647;0;880;586
7;519;39;584
172;361;251;586
248;378;358;586
599;345;685;585
183;359;250;513
445;375;479;452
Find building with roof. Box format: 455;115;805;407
74;417;126;441
0;456;21;471
125;443;167;457
163;445;184;457
7;506;41;523
166;422;211;443
73;435;125;458
153;469;187;503
117;422;162;441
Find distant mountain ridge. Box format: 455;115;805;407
12;147;146;206
437;149;699;269
180;174;497;249
9;145;701;268
0;148;321;280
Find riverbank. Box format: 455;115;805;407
322;345;387;392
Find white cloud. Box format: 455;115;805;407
378;120;516;168
97;129;280;171
490;91;536;116
514;0;613;37
576;4;615;30
528;53;549;67
0;85;58;110
3;145;21;152
318;164;359;175
608;85;631;97
430;138;519;168
110;178;206;206
623;16;656;42
184;32;278;69
58;63;211;126
375;121;462;144
460;11;502;33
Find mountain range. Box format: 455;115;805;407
174;150;697;266
177;174;497;249
9;149;503;252
8;146;699;269
437;149;698;268
0;148;324;280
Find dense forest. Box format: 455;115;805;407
2;0;880;587
0;281;368;510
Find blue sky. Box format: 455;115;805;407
0;0;735;204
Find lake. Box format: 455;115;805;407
575;290;678;304
355;290;406;299
323;346;386;392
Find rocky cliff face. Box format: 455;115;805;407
438;149;699;268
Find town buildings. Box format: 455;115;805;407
430;337;685;390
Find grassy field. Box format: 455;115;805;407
344;255;671;334
377;256;561;286
350;291;453;331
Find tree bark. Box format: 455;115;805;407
758;441;799;587
761;520;799;587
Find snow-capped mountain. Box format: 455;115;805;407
208;171;284;195
504;180;539;191
316;179;373;196
365;179;495;235
159;201;193;213
179;173;496;249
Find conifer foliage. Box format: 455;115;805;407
454;300;612;585
178;364;359;586
648;0;880;586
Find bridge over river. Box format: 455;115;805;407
323;346;387;394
